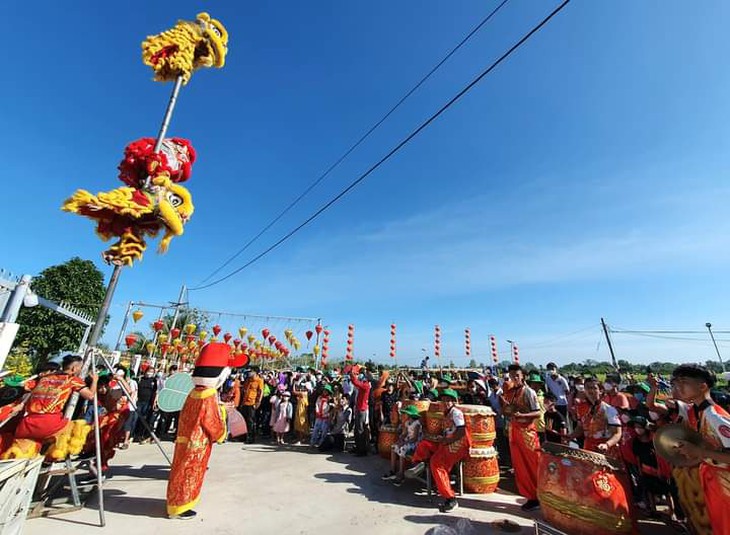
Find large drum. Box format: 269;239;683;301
457;404;496;449
463;446;499;494
424;401;444;439
537;442;637;535
377;425;398;459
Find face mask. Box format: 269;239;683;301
648;411;659;421
635;427;646;436
603;383;613;391
620;414;630;424
575;384;585;392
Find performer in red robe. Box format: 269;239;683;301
167;343;237;520
671;364;730;535
501;364;541;511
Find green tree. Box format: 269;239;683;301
14;257;106;364
467;359;478;368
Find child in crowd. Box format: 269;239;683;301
319;396;352;453
272;391;293;445
382;405;423;485
542;393;567;443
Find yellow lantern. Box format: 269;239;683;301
185;323;197;335
239;327;248;338
313;344;320;356
158;333;168;344
199;331;208;341
132;310;144;323
146;342;156;354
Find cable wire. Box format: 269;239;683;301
195;0;512;286
190;0;571;292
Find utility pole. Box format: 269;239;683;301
706;323;725;372
601;317;618;370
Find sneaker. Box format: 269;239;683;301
392;478;403;487
170;510;197;520
521;499;540;512
405;462;425;479
440;498;459;513
381;472;397;481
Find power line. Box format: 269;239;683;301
190;0;572;292
194;0;512;286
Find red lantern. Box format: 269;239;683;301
268;335;276;345
305;330;313;341
224;333;232;343
262;328;270;339
315;325;323;335
125;334;138;349
241;343;248;351
160;342;170;355
171;328;181;340
152;320;165;332
185;334;195;343
233;338;241;348
213;325;222;336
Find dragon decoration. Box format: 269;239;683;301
62;13;228;267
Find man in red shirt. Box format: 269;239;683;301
350;366;371;456
16;354;97;441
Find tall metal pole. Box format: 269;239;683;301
601;318;618;370
168;284;187;368
91;350;105;526
81;74;184;527
706;323;725;371
114;301;134;351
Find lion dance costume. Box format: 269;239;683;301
62;138;196;266
166;343;246;519
142;12;228;84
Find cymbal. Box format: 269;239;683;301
653;423;704;467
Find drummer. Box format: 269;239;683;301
501;364;541;512
405;388;471;513
566;377;622;457
670;364;730;534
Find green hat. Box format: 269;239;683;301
429;388;440;398
441;373;453;383
400;405;422;418
323;384;333;395
3;374;25;387
439;388;459;400
527;372;544;384
637;382;650;393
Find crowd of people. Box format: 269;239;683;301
0;353;729;531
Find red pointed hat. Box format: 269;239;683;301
195;342;231;368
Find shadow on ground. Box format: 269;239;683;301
108;464;170;481
85;489;168;519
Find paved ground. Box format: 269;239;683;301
25;441;678;535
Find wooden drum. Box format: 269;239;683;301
537;442;637;535
424;401;444;439
463;446;500;494
457;404;496;449
378;425;398;459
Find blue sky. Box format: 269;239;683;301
2;1;730;366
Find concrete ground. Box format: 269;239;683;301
25;441;679;535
